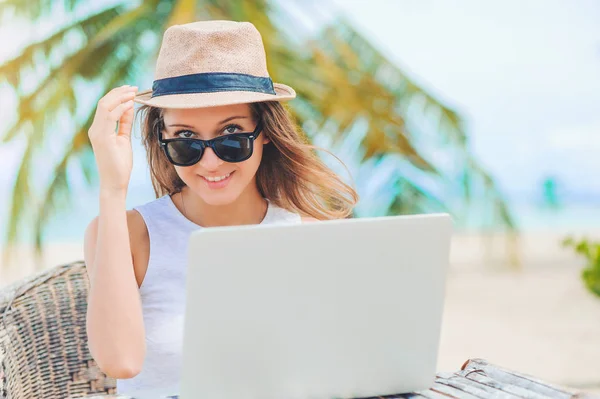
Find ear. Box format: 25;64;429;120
262;135;270;145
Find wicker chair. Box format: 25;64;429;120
0;261;116;398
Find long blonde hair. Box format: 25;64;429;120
135;101;358;219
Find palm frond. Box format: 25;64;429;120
286;27;439;172
388;178;450;215
33;51;139;255
321;21;467;146
309;20;515;229
2;57;81;142
0;0;60;21
2;4;153;143
164;0;197;27
0;6;121;87
1;2;155;261
85;3;154;51
33;116;91;254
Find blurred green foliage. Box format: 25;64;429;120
563;237;600;298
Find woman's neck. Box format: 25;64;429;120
175;184;268;228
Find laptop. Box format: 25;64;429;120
180;213;452;399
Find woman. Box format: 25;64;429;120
84;20;357;396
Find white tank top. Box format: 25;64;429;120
116;194;302;397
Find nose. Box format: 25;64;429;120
198;146;224;171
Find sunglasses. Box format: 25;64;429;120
158;121;263;166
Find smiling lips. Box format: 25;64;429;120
202;172;231;182
201;171;233;188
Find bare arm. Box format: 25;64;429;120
84;85;146;379
84;196;146;379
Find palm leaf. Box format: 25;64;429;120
32;116;91;255
164;0;197;26
388;179;449;215
0;6;121;87
0;0;62;21
321;21;467;147
291;30;438;172
2;4;153;143
32;49;138;251
309;20;515;229
1;3;156;264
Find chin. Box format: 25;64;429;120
188;182;244;207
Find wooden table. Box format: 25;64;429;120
83;358;597;398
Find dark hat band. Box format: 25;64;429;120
151;72;276;98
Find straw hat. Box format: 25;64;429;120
134;20;296;109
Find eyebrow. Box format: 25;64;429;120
167;115;249;129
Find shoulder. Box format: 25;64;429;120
84;209;148;242
127;210;150;286
83;209;149;288
126;210;150;254
301;217;319;223
126;209;148;236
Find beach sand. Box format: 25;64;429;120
1;231;599;393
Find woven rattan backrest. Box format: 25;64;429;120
0;261;116;398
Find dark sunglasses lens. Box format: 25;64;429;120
165;141;203;165
214;135;253;162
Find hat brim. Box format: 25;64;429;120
133;82;296;109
